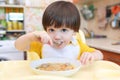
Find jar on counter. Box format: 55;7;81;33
7;21;12;30
18;22;23;30
12;21;18;30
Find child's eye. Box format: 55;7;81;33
61;29;68;32
48;29;54;32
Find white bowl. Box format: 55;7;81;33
30;58;81;76
14;75;76;80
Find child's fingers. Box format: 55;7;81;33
41;37;49;44
80;53;88;64
48;38;53;45
80;52;94;65
84;55;91;64
40;35;53;45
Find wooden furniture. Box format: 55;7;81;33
91;48;120;65
86;38;120;65
101;49;120;65
93;48;120;65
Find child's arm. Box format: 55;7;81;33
15;31;53;51
80;50;103;65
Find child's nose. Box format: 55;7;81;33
54;35;61;40
54;33;61;40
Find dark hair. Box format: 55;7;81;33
42;1;80;32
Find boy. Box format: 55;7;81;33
15;1;103;64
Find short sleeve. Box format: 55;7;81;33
29;41;42;58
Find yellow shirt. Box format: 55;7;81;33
28;33;95;60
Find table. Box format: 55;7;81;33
86;38;120;54
86;38;120;65
0;60;120;80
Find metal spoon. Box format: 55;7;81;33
53;40;63;46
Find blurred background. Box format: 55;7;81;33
0;0;120;65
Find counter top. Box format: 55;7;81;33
0;60;120;80
86;38;120;54
0;40;19;53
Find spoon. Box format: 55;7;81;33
53;40;63;46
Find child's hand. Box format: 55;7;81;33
80;50;103;65
33;31;53;45
80;52;95;65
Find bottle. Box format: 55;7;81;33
90;31;94;38
18;22;23;30
12;20;18;30
7;21;13;30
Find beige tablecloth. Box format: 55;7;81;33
0;60;120;80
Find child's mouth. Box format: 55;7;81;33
53;40;63;46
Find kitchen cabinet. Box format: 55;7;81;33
0;4;24;30
0;4;25;40
0;40;25;61
97;49;120;65
0;4;26;60
86;38;120;65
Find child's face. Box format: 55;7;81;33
46;26;75;49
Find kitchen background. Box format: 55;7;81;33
0;0;120;40
0;0;120;64
79;0;120;40
24;0;120;40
